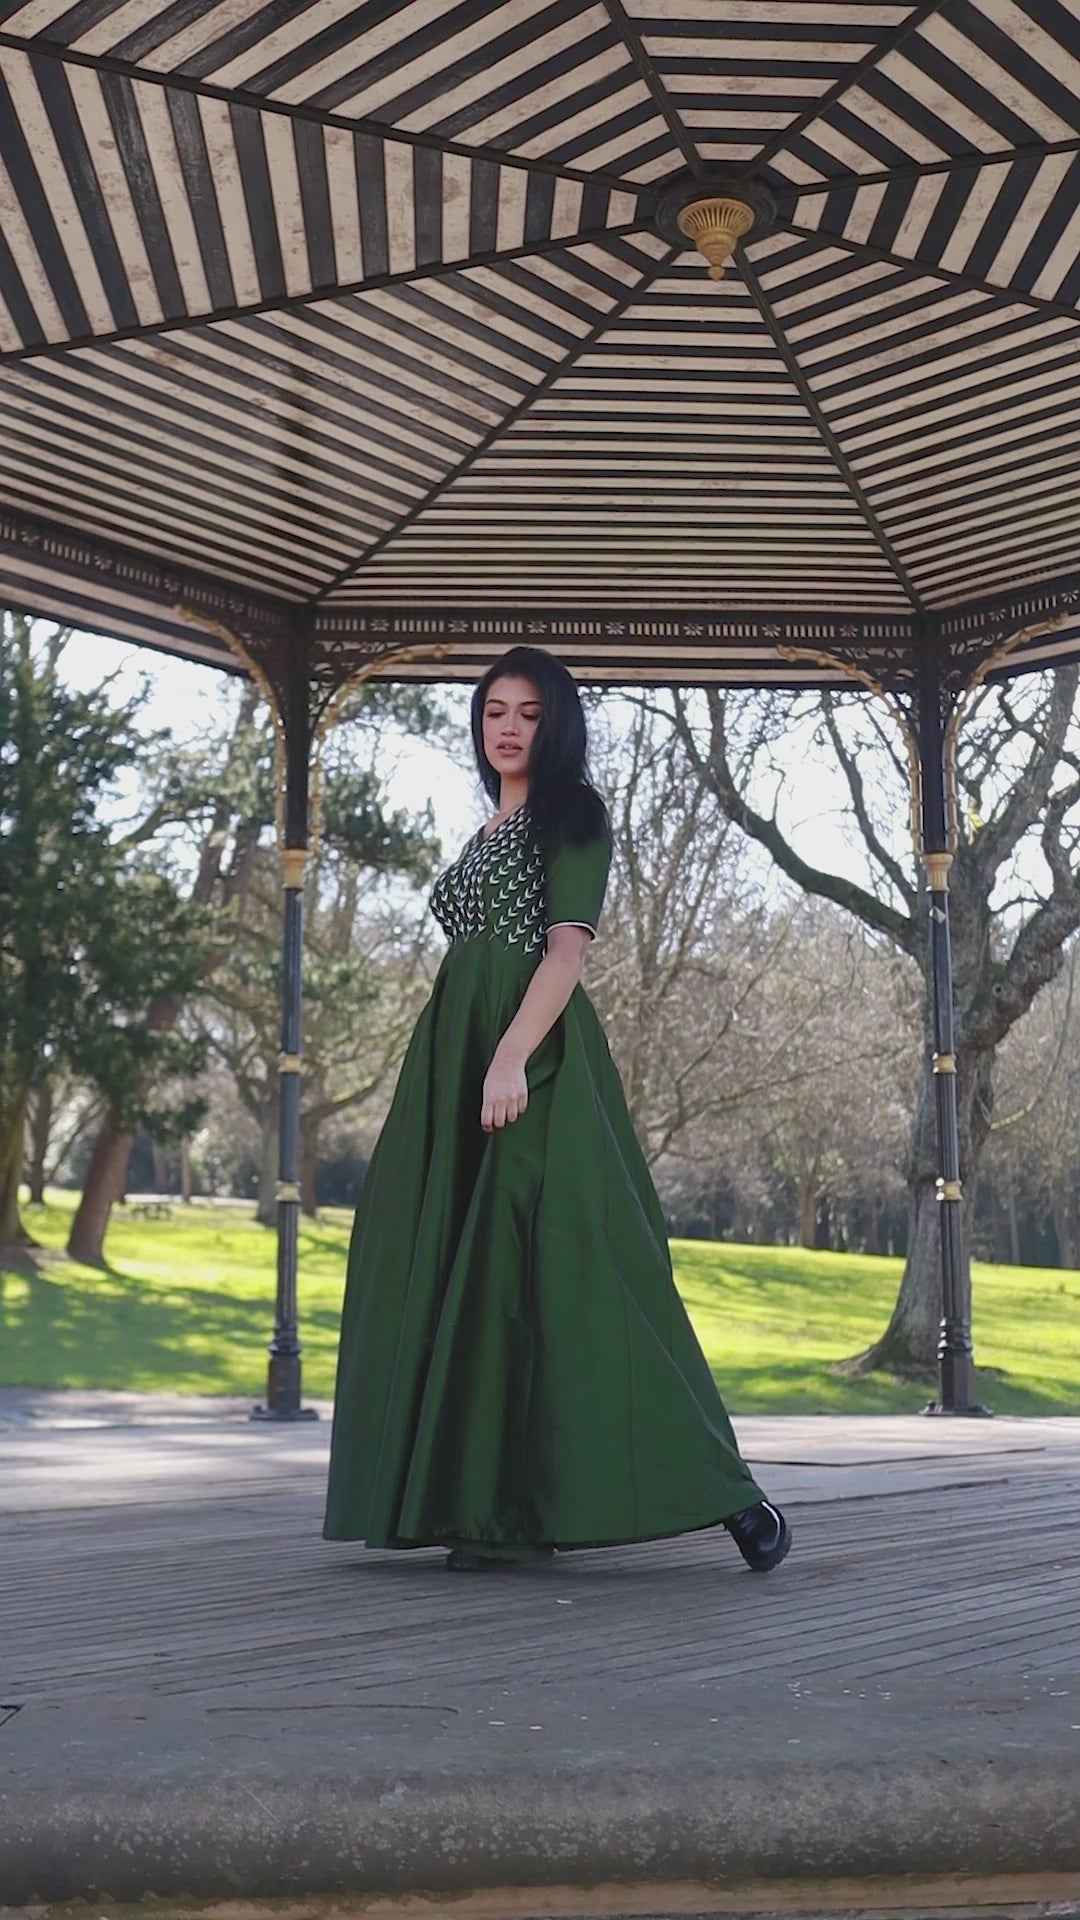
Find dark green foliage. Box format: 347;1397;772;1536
0;614;205;1239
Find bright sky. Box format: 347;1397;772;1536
57;628;867;881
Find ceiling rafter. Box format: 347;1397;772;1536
783;222;1080;328
3;2;1080;659
0;221;652;366
598;0;702;178
754;0;954;172
309;243;678;606
782;136;1080;198
736;247;925;613
0;29;646;198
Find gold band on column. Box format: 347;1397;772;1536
282;847;307;890
921;850;953;892
279;1053;302;1074
275;1180;301;1203
936;1178;963;1202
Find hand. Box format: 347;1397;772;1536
481;1052;529;1132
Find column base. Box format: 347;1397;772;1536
926;1346;992;1419
251;1349;319;1422
923;1400;993;1418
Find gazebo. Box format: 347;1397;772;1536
2;0;1078;1420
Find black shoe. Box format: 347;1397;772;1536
725;1500;791;1573
445;1548;510;1572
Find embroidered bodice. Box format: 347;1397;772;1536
429;807;546;955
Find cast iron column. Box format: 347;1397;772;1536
916;637;983;1415
253;630;318;1422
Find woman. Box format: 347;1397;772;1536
324;647;790;1575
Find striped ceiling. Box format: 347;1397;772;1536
0;0;1079;686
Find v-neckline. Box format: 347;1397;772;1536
480;803;526;844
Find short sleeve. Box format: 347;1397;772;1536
544;831;612;939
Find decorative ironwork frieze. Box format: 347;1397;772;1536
0;506;288;644
2;505;1078;695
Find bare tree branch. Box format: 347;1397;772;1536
967;778;1080;1053
672;690;916;951
970;667;1079;880
822;694;917;910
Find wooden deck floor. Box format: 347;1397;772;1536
3;1405;1080;1910
4;1411;1078;1706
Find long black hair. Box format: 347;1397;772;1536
470;646;609;850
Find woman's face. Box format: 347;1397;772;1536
482;675;542;780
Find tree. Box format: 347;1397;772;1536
192;749;440;1223
584;694;812;1169
750;905;915;1250
642;897;915;1253
66;686;263;1261
0;613;204;1246
671;671;1080;1377
978;947;1080;1269
67;677;450;1255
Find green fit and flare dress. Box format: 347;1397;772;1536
323;805;764;1556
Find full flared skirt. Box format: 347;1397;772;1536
323;940;763;1550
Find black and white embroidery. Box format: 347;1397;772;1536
429;807;545;955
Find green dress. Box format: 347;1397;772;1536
324;805;763;1555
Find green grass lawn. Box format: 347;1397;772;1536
2;1191;1078;1414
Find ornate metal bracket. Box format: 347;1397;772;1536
776;614;1067;873
175;604;453;871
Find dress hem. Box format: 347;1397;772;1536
321;1493;765;1554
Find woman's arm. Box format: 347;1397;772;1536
481;925;592;1132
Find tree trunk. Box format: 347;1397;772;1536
796;1173;816;1248
847;1138;942;1377
255;1101;278;1227
180;1135;193;1203
1005;1164;1021;1267
67;1111;132;1264
0;1086;30;1245
843;1042;995;1378
151;1139;169;1194
1052;1190;1077;1271
27;1078;54;1205
301;1116;319;1220
842;870;998;1381
65;738;260;1262
865;1195;883;1257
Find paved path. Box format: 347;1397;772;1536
1;1394;1079;1914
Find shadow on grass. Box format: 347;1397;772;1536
0;1257;280;1393
6;1217;1076;1415
297;1228;356;1259
713;1357;927;1416
715;1356;1077;1418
